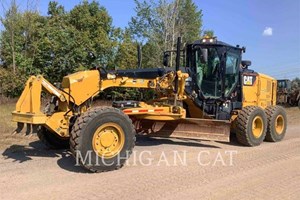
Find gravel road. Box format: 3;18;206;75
0;124;299;200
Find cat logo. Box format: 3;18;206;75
243;75;255;86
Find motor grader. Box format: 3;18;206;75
12;37;287;172
277;79;300;107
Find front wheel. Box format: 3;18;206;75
70;107;136;172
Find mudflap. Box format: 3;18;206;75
136;118;230;142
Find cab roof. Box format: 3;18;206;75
192;39;242;51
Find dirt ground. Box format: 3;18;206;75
0;104;299;200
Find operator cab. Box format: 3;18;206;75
186;37;245;100
162;36;251;120
184;37;248;119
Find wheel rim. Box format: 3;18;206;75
92;122;125;159
252;116;264;138
275;115;284;135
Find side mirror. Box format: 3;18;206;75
200;48;208;63
163;52;170;67
241;60;251;69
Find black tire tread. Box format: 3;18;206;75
265;105;287;142
70;106;136;173
236;106;267;146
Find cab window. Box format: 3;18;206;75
225;52;239;96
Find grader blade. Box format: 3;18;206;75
137;118;231;142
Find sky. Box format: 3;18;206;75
2;0;300;79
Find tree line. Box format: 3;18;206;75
0;0;208;98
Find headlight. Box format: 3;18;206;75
107;73;116;79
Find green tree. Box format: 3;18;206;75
0;0;206;98
33;1;119;82
0;68;27;97
178;0;202;43
129;0;203;68
33;2;77;82
0;0;120;96
68;0;118;69
18;11;44;75
0;0;42;76
141;41;162;68
0;0;41;97
48;1;65;16
203;30;214;37
115;29;138;69
0;0;22;73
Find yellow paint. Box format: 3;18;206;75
15;75;66;114
12;67;278;142
62;70;100;105
13;69;190;138
92;122;125;159
15;76;42;114
11;111;47;124
123;103;186;120
275;115;284;134
183;98;207;118
177;71;189;100
45;112;69;137
242;73;277;109
252;116;264;138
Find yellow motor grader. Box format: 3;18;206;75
12;37;287;172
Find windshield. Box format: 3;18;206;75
195;47;222;98
194;46;240;99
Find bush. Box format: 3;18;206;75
0;68;27;98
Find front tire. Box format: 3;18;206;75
265;106;287;142
70;107;135;172
236;106;267;146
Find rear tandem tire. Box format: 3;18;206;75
265;106;287;142
70;106;136;173
37;126;70;149
236;106;267;146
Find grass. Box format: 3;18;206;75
0;102;37;151
0;103;15;134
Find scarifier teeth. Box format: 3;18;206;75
25;124;39;135
12;123;39;135
12;122;24;135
